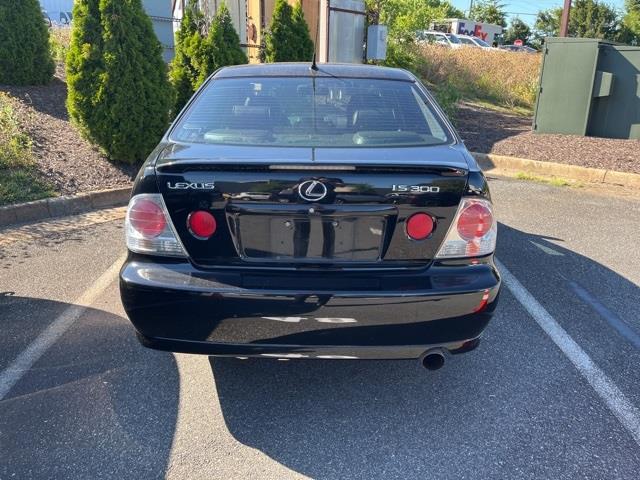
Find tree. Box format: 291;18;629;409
533;1;621;45
503;17;531;45
264;0;298;62
0;0;55;85
292;1;315;61
620;0;640;44
67;0;171;164
533;7;562;45
66;0;105;143
169;0;206;113
204;2;247;78
470;0;507;28
570;0;619;39
365;0;464;41
170;2;247;112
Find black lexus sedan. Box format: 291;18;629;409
119;63;500;369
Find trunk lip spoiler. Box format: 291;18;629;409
154;160;468;176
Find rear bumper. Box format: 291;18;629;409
119;256;501;359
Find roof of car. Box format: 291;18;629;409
213;63;415;81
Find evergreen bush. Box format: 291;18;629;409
0;0;55;85
170;2;247;114
292;1;315;62
66;0;104;142
264;0;298;62
67;0;172;164
169;0;205;113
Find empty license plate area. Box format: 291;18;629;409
235;213;388;262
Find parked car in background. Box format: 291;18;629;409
417;30;463;49
457;35;495;50
500;45;537;53
120;64;501;369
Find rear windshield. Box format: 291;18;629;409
170;77;453;148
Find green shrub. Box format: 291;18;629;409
203;3;248;82
170;1;247;114
66;0;104;143
292;1;314;61
67;0;172;164
264;0;298;62
382;40;425;72
0;0;55;85
169;0;206;113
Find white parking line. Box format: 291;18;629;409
0;253;126;401
496;259;640;446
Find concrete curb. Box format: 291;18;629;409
472;152;640;189
0;186;131;228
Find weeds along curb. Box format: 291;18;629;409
472;152;640;189
0;187;131;228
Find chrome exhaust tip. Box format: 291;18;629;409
420;348;446;371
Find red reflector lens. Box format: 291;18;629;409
457;203;493;240
406;213;434;240
188;211;216;239
129;199;166;238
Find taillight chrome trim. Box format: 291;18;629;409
125;194;187;257
434;197;497;259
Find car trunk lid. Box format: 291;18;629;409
155;143;470;268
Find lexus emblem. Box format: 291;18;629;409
298;180;328;202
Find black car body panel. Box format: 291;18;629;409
119;63;500;360
120;256;499;358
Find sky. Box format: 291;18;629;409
450;0;628;27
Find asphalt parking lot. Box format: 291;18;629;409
1;176;640;480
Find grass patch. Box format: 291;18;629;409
49;27;71;63
0;93;55;206
416;45;541;114
514;172;579;188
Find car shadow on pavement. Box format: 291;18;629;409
0;295;180;480
209;223;640;479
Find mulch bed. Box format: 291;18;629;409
455;102;640;174
0;66;136;197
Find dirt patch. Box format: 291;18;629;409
455;102;640;174
0;67;135;196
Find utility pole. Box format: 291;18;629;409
559;0;571;37
468;0;474;18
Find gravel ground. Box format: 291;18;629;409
0;67;136;196
455;102;640;174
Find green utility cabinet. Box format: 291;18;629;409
533;37;640;140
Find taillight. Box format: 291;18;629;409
125;194;186;257
457;203;492;240
129;198;166;238
435;198;496;258
406;213;434;240
187;211;217;239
